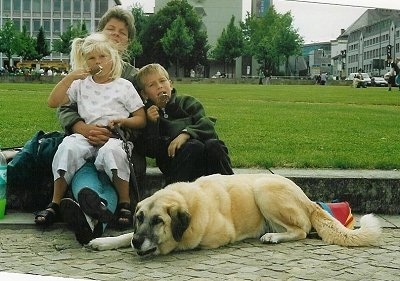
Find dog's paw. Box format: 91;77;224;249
87;237;117;251
260;233;280;244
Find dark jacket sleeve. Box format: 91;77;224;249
57;103;83;134
174;95;218;141
140;91;219;158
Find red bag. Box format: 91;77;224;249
317;201;354;229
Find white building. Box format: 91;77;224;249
342;9;400;77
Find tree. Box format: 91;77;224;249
35;26;51;60
127;40;143;66
161;16;194;77
138;0;209;75
212;16;244;77
52;23;88;55
0;20;19;64
243;6;303;76
274;13;304;75
16;25;38;60
125;6;147;65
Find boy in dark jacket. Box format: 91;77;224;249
135;63;233;184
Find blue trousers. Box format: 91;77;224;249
69;149;146;233
70;162;118;232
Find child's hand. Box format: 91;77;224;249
108;119;124;128
168;133;190;158
85;124;112;146
146;105;160;123
68;68;90;81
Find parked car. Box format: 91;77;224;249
345;72;372;86
371;77;388;87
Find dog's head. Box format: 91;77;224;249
131;191;191;256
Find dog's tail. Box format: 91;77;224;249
310;204;381;246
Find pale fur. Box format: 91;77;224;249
88;174;381;255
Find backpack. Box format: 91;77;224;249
7;131;65;211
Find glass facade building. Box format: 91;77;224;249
0;0;121;68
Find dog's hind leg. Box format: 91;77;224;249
254;178;313;244
260;226;307;244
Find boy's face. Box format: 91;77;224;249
140;72;173;108
86;50;112;79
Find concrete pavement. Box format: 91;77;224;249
1;168;399;280
0;212;399;280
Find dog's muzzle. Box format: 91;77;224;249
131;234;157;256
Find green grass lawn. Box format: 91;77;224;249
1;82;399;170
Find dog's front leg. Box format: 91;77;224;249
87;232;134;251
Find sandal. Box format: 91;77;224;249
77;187;114;224
116;202;133;229
34;202;60;227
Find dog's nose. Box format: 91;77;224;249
131;233;144;249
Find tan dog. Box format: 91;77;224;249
88;174;381;256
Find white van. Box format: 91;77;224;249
345;72;372;86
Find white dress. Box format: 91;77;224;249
52;76;144;184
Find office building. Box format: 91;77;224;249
0;0;121;69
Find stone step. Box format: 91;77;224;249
143;168;400;215
5;168;400;215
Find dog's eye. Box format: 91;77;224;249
151;216;163;226
136;212;144;224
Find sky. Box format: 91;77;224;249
119;0;400;43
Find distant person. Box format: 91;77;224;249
353;69;366;88
258;69;264;85
265;71;271;85
315;74;321;85
320;73;327;85
388;57;400;91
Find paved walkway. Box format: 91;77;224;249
0;213;399;280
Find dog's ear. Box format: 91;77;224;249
132;204;140;232
168;207;191;242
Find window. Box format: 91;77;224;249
83;19;92;32
43;19;51;33
33;20;42;34
32;0;41;12
23;19;31;34
43;0;51;13
12;19;20;31
4;0;11;11
54;0;61;12
83;0;91;12
64;1;71;13
53;19;61;34
73;0;81;13
23;0;31;13
12;0;20;11
63;19;72;32
99;0;109;14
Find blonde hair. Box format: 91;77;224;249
135;63;170;90
70;32;122;79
